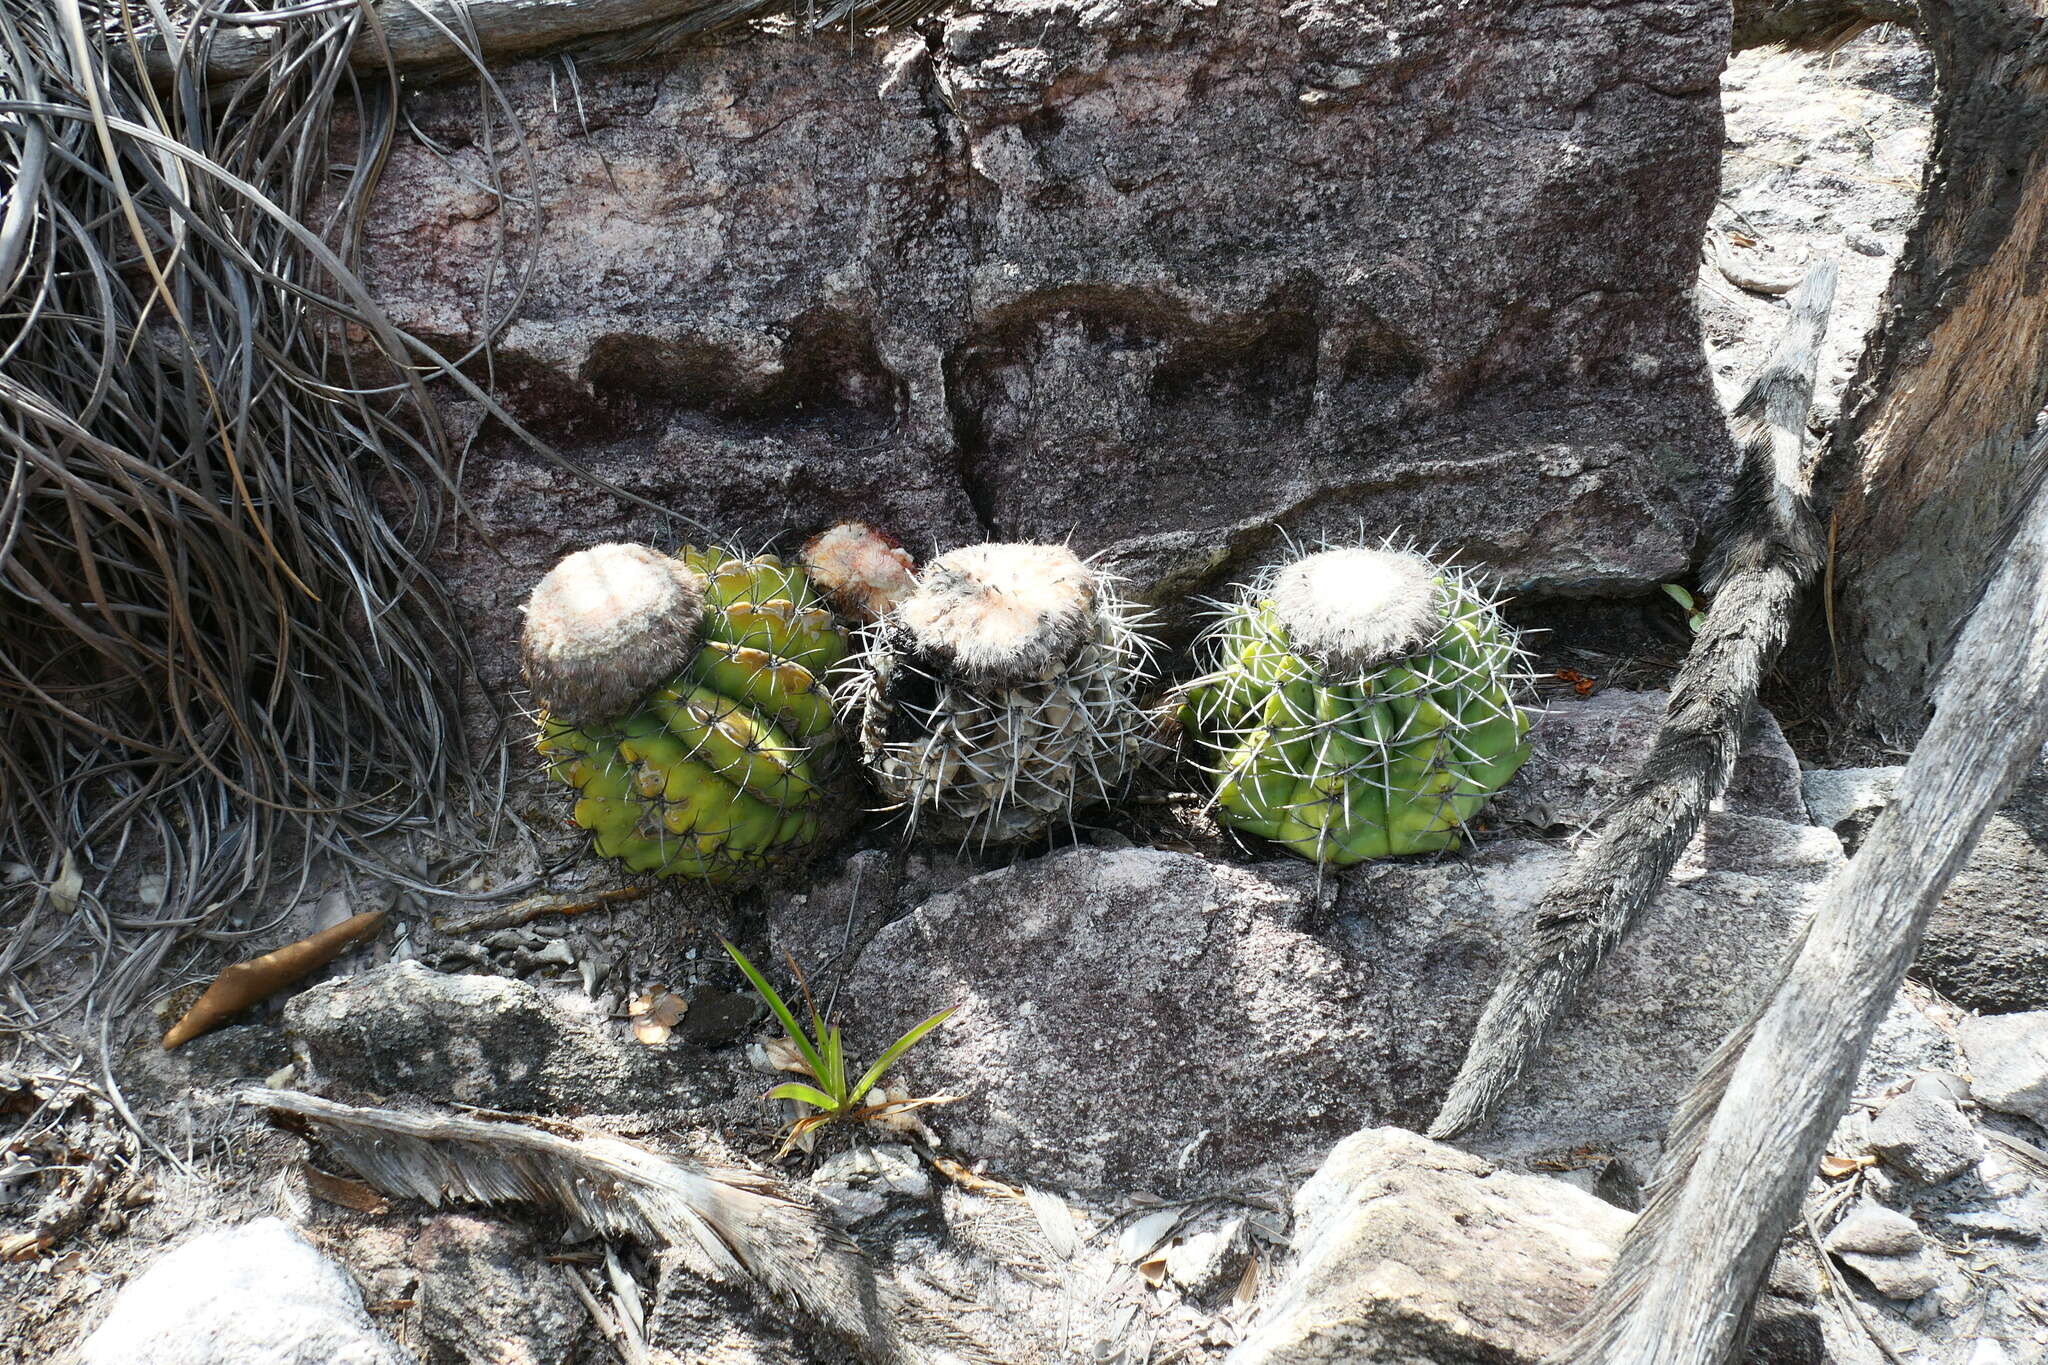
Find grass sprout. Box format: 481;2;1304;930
720;939;956;1153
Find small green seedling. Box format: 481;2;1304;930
1661;583;1708;633
721;939;957;1152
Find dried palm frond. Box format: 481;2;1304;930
248;1088;994;1364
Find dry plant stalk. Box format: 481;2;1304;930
162;912;386;1050
434;886;650;935
1433;262;1838;1138
1558;446;2048;1363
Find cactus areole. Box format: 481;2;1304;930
522;543;848;883
1180;545;1532;865
846;542;1154;846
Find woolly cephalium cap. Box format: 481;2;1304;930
799;521;918;623
521;543;707;727
1268;547;1443;675
893;542;1099;688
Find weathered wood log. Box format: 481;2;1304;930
1431;263;1839;1140
142;0;730;85
1556;433;2048;1365
1730;0;1917;51
140;0;934;86
1812;0;2048;741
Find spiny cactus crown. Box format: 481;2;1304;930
1180;538;1533;865
845;542;1156;846
1267;546;1441;675
892;542;1101;689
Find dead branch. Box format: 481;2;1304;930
1554;437;2048;1364
433;885;649;935
1431;263;1840;1140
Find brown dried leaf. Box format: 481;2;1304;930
0;1232;50;1262
627;989;687;1047
305;1164;390;1216
162;911;386;1050
1139;1255;1169;1289
1819;1152;1877;1179
757;1034;809;1075
164;912;387;1055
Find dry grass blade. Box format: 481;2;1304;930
0;1;552;1061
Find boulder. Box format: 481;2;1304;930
78;1219;414;1365
284;962;729;1115
840;815;1839;1195
1227;1127;1628;1365
1959;1012;2048;1127
1866;1081;1986;1186
1493;688;1807;831
357;0;1735;692
834;688;1841;1195
1804;766;2048;1014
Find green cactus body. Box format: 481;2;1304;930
1180;546;1532;865
534;548;847;883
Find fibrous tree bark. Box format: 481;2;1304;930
1432;264;1838;1140
1816;0;2048;742
1556;431;2048;1365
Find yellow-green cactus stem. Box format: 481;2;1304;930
1179;542;1533;865
841;541;1157;846
522;541;848;883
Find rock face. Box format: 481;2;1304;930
411;1216;583;1365
1804;765;2048;1014
1228;1128;1628;1365
1960;1012;2048;1126
78;1219;415;1365
359;0;1734;689
284;962;727;1114
838;688;1839;1194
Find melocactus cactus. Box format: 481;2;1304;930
843;542;1154;845
1178;542;1532;865
522;542;848;882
